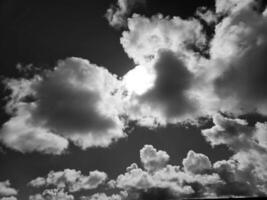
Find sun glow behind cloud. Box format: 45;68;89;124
122;64;156;95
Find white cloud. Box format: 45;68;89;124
140;144;170;173
121;14;206;65
0;181;17;197
81;192;126;200
208;0;267;115
29;189;74;200
29;169;107;193
113;145;224;199
201;114;253;150
182;150;212;174
105;0;145;28
123;50;203;127
202;114;267;195
0;57;126;154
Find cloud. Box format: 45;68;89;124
140;145;170;173
105;0;146;28
0;181;17;197
0;57;126;154
112;145;224;199
123;50;203;127
202;114;267;195
81;192;126;200
182;150;212;174
208;0;267;115
29;189;74;200
0;197;17;200
120;0;267;127
201;114;253;150
29;169;107;193
121;14;206;64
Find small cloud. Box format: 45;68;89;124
105;0;146;28
0;180;18;197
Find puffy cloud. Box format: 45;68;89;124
0;78;69;155
120;0;267;127
202;114;267;195
105;0;145;28
0;181;17;197
81;192;126;200
201;114;253;150
182;150;212;174
113;145;223;199
209;0;267;115
140;145;169;173
0;197;17;200
0;57;126;154
29;169;107;193
123;50;203;127
212;159;261;196
121;14;206;64
29;189;74;200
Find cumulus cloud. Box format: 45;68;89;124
208;0;267;115
202;114;267;195
0;57;126;154
81;192;126;200
111;145;225;199
29;169;107;193
29;189;74;200
108;143;267;198
140;145;169;173
0;181;17;197
105;0;146;28
121;14;206;64
182;150;212;174
123;50;203;127
120;0;267;127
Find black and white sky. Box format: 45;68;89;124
1;0;267;200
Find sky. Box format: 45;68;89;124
1;0;267;200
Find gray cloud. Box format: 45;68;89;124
202;114;267;195
0;57;126;154
0;181;17;197
124;50;201;127
209;0;267;115
0;197;17;200
29;189;74;200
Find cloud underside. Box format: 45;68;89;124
1;0;267;198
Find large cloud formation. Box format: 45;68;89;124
1;0;267;198
1;0;267;152
96;142;267;199
121;0;267;126
209;0;267;115
0;57;125;154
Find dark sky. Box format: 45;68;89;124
2;0;266;200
